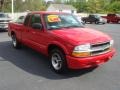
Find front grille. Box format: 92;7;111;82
0;20;9;22
90;41;111;56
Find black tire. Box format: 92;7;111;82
11;34;21;49
102;22;105;24
95;20;100;24
49;48;67;73
83;20;86;24
107;20;110;23
95;21;99;24
117;20;120;24
90;21;92;24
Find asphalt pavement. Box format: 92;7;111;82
0;24;120;90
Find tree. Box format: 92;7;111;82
110;0;120;3
0;0;4;11
2;0;11;12
54;0;62;4
14;0;46;12
0;0;10;12
105;1;120;13
3;0;47;12
86;0;106;13
65;0;87;13
65;0;120;13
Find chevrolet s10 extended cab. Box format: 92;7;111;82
8;11;115;73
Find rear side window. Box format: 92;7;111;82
0;13;8;18
24;14;31;26
108;14;116;17
30;14;41;27
89;15;94;18
16;16;25;24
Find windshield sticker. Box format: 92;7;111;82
47;15;61;22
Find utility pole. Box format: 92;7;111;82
22;0;25;2
11;0;25;19
11;0;14;19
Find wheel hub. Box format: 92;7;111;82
12;35;17;47
51;53;62;70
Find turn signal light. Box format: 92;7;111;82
72;52;90;57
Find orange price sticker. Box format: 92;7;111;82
47;15;61;22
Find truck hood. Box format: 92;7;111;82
0;18;11;21
51;28;111;45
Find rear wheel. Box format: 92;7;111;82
102;22;105;24
11;34;21;49
90;21;92;24
83;20;86;24
50;48;67;73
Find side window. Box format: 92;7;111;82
30;14;41;27
16;16;25;24
24;14;31;26
89;15;92;18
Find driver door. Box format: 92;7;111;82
28;14;45;51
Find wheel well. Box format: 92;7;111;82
48;44;66;55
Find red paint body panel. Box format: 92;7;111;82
102;14;120;23
8;11;116;69
51;28;111;45
67;49;115;69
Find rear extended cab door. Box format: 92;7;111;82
107;14;117;22
24;13;52;54
21;14;31;45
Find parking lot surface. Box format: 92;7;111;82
0;24;120;90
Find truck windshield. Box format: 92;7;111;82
0;13;8;18
95;15;101;19
44;14;83;30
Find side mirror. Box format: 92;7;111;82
32;23;42;30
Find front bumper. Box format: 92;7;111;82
0;23;8;29
66;48;115;69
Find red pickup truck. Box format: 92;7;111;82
8;11;115;73
102;14;120;23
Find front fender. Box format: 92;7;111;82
48;41;73;55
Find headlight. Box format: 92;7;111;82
73;43;90;51
110;40;114;46
72;43;91;57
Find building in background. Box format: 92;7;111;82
47;4;77;14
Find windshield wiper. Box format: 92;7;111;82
63;25;82;28
48;27;64;30
48;25;84;30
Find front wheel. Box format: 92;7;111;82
95;21;99;24
117;20;120;24
102;22;105;24
11;34;21;49
107;20;110;23
50;49;67;73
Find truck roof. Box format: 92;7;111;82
29;11;70;15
